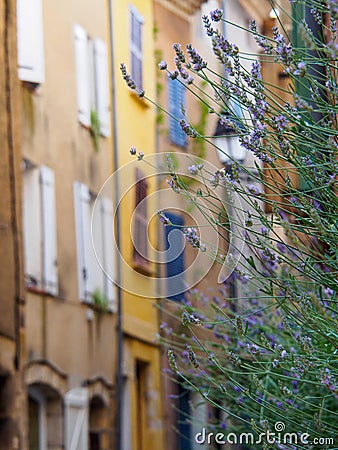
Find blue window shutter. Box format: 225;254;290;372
168;79;187;148
178;384;192;450
130;6;143;88
164;212;185;301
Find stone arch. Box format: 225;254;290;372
25;359;67;397
25;360;67;450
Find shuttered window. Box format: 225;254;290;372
74;182;93;302
133;169;149;270
178;384;192;450
74;26;110;135
163;212;185;301
74;183;116;306
74;24;91;127
130;5;143;89
168;79;187;148
92;196;116;311
23;163;58;296
65;388;89;450
40;166;58;296
93;39;110;137
17;0;45;83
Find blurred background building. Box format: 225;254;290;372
0;0;283;449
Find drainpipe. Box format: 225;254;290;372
107;1;123;449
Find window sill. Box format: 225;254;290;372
132;261;154;277
81;299;114;315
77;120;109;139
26;284;57;298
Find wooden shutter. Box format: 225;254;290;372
73;182;92;301
100;197;116;311
74;24;91;127
133;169;149;270
40;166;58;296
164;212;185;301
168;79;187;148
17;0;45;83
178;384;192;450
64;388;88;450
93;39;110;137
23;165;42;288
130;6;143;88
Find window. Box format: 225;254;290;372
17;0;45;83
136;360;148;450
130;5;143;89
73;182;116;309
28;385;63;450
23;162;58;296
89;396;109;450
133;169;149;271
168;79;187;148
163;212;185;301
28;389;47;450
74;24;110;136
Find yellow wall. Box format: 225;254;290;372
112;0;165;448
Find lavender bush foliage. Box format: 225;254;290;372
123;0;337;447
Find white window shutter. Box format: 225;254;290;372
74;182;92;302
100;197;116;311
93;39;110;137
40;166;58;296
74;24;91;127
64;388;88;450
23;165;42;288
17;0;45;83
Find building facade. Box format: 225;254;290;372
18;0;116;448
0;0;26;448
111;1;165;450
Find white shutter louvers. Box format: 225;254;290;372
65;388;89;450
74;24;91;127
93;39;110;137
40;166;58;296
17;0;45;83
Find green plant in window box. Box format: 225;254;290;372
90;110;101;152
92;288;109;313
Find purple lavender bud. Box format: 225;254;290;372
210;9;223;22
158;211;172;227
130;146;137;155
188;165;199;175
158;60;167;70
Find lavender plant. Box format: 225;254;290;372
122;0;337;447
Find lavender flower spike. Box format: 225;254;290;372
158;60;167;70
210;9;223;22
